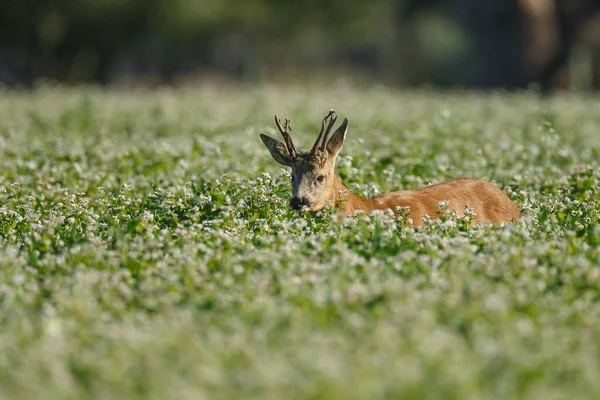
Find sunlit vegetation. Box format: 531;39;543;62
0;84;599;399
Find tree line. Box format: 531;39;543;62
1;0;599;92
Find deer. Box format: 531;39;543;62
260;110;521;227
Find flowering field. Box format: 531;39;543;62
0;85;599;399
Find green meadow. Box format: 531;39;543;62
0;84;599;399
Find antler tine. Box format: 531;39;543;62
311;114;328;154
311;110;337;155
320;110;337;152
274;115;298;158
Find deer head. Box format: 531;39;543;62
260;110;348;212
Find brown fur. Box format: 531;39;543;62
261;111;521;227
328;175;520;227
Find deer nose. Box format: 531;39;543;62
290;197;309;210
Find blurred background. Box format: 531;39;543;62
2;0;600;92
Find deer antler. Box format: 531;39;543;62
311;109;337;154
274;115;298;159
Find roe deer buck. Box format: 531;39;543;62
260;110;521;227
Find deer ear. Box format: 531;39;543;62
326;118;348;158
260;134;293;166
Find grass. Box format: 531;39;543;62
0;83;599;400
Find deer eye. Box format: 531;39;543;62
316;175;326;184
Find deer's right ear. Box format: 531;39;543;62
260;134;293;166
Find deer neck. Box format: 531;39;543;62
330;174;373;214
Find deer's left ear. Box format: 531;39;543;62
260;134;293;166
326;118;348;158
